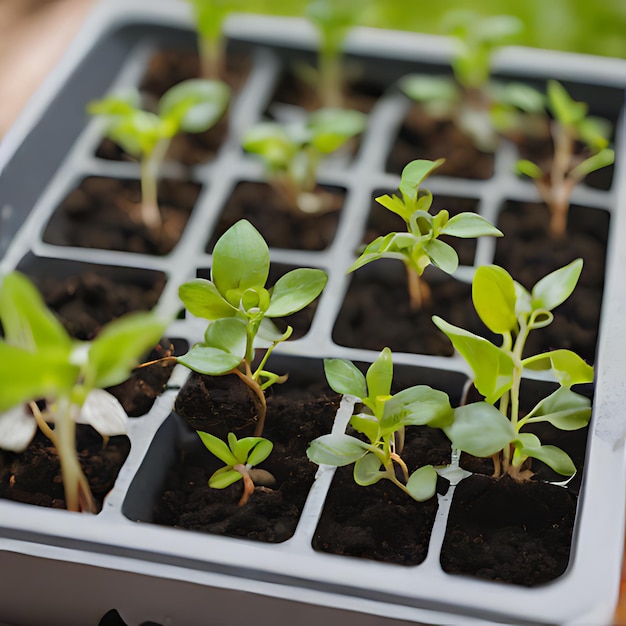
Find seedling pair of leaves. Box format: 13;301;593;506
433;259;593;481
307;347;453;501
400;12;545;152
176;219;327;436
516;80;615;238
88;78;230;230
243;107;366;215
349;159;502;309
0;272;166;512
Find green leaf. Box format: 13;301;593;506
85;312;166;389
381;385;453;433
531;259;582;312
494;82;545;113
211;220;270;298
209;466;243;489
0;343;78;411
440;213;503;238
265;268;327;317
524;387;591;431
179;279;237;320
308;108;366;154
472;265;517;334
349;412;380;444
513;437;576;476
570;148;615;180
400;75;459;104
177;344;242;375
366;347;393;402
246;437;273;467
87;91;141;117
197;431;238;466
324;358;367;398
105;110;167;157
548;349;594;387
432;316;514;403
515;159;544;179
242;123;295;169
0;272;71;352
423;238;458;274
204;317;247;356
406;465;437;501
547;80;587;126
159;79;230;133
306;433;370;466
445;402;516;457
375;193;412;223
230;435;273;466
353;452;385;486
398;159;444;202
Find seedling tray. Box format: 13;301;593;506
1;2;626;624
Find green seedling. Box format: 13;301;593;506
88;78;230;230
197;431;274;506
184;0;240;80
172;219;327;436
433;259;594;481
305;0;364;107
516;80;615;238
0;272;166;512
348;159;502;310
307;347;453;501
400;12;544;152
242;107;366;214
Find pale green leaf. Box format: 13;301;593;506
439;213;503;238
398;159;444;202
324;358;367;398
366;347;393;402
265;268;327;317
514;440;576;476
445;402;516;457
525;387;591;431
472;265;517;334
400;75;459;104
306;433;370;466
423;239;458;274
353;452;385;486
570;149;614;180
531;259;582;312
179;278;237;320
381;385;453;432
197;431;238;466
349;412;380;444
406;465;437;501
515;159;544;179
177;344;242;375
209;466;243;489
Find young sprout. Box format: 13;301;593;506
304;0;363;107
348;159;502;309
88;78;230;230
516;80;615;238
196;432;273;506
433;259;594;481
183;0;240;80
242;107;366;214
0;272;166;512
173;219;327;436
400;12;544;152
307;347;453;501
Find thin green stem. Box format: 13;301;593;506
319;44;343;108
140;138;170;231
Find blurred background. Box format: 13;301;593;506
1;0;625;136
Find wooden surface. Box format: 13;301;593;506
0;1;625;623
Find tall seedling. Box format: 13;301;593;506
0;272;166;512
516;80;614;238
88;78;230;231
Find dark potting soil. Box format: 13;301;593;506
312;426;451;565
206;181;343;251
440;474;577;586
386;104;495;179
332;261;490;356
42;176;201;255
0;425;130;511
495;201;608;365
153;375;340;542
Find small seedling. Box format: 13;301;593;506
348;159;502;309
400;12;544;152
173;219;327;436
516;80;615;238
0;272;166;512
304;0;364;107
242;107;366;214
307;347;453;501
184;0;240;80
196;431;274;506
433;259;594;481
88;78;230;230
